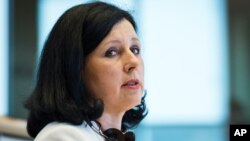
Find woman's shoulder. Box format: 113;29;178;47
34;122;104;141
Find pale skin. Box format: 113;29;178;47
83;19;144;131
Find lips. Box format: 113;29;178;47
122;79;140;89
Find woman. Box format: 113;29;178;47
25;1;147;141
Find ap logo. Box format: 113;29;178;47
234;129;247;136
230;125;250;141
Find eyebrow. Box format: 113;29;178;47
132;37;140;42
132;37;141;45
105;37;140;44
107;37;140;43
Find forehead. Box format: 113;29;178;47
103;19;138;40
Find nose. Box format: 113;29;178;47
123;50;139;73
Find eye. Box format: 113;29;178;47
105;47;118;57
130;46;140;55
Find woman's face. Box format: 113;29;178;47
84;19;144;114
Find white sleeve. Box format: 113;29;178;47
34;124;95;141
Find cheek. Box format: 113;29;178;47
87;66;121;98
101;67;121;90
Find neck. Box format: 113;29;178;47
97;111;125;131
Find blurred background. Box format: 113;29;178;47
0;0;250;141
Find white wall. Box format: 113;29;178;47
0;0;9;115
142;0;228;125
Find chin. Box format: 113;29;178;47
123;91;143;110
127;97;141;110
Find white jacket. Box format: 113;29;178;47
34;122;105;141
